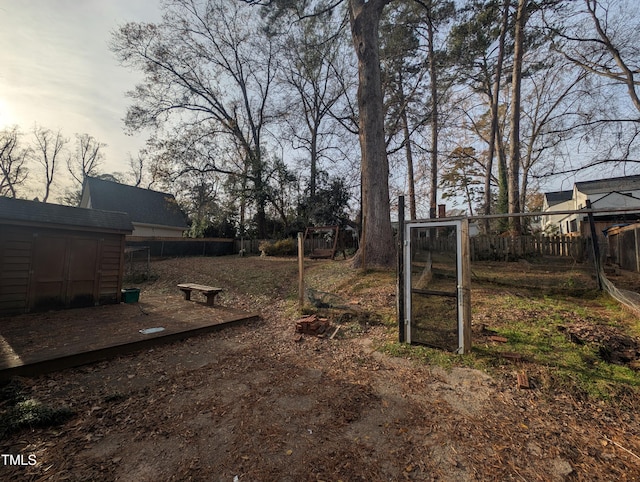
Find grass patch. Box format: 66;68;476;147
318;258;640;404
473;292;640;401
379;341;456;369
0;380;74;439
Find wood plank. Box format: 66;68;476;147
177;283;222;293
2;255;31;264
0;285;28;295
517;371;530;389
100;263;121;272
0;294;27;304
0;270;30;280
2;241;32;251
0;300;26;311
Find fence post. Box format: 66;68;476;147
298;232;304;312
460;219;472;354
397;196;405;343
586;200;603;290
636;227;640;273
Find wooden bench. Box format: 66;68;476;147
177;283;223;306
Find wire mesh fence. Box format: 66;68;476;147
399;206;640;352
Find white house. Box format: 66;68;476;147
542;175;640;236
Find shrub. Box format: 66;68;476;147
259;238;297;256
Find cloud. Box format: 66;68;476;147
0;0;161;176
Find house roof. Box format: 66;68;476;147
575;174;640;194
82;177;188;229
0;196;133;233
544;190;573;206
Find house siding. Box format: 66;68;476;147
130;224;185;238
0;227;33;314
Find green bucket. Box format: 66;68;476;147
121;288;140;303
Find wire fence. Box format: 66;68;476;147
399;202;640;351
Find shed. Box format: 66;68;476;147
0;197;133;316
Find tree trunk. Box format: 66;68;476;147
310;126;318;198
484;0;511;230
402;112;417;220
508;0;527;234
349;0;395;268
252;162;268;238
398;77;417;220
427;17;438;220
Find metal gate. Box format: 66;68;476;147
402;219;471;353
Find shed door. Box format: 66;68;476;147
30;234;100;310
31;235;68;310
67;238;99;307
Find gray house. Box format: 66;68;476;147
80;177;188;238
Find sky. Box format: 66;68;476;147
0;0;162;196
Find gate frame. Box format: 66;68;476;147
400;217;472;354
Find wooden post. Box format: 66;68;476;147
586;200;603;290
397;196;405;343
460;219;472;354
298;232;304;311
635;227;640;273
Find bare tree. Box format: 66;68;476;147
507;0;527;233
67;133;105;185
487;0;511;218
279;14;352;199
125;149;163;189
0;126;30;198
540;0;640;174
448;0;512;224
519;60;587;211
112;0;278;238
380;1;425;221
32;125;66;203
554;0;640;115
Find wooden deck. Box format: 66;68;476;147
0;294;259;380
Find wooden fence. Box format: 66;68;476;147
471;235;585;261
606;224;640;272
414;234;586;261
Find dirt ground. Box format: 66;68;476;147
1;256;639;481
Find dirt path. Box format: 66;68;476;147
1;257;639;481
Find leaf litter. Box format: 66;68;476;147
0;256;638;481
